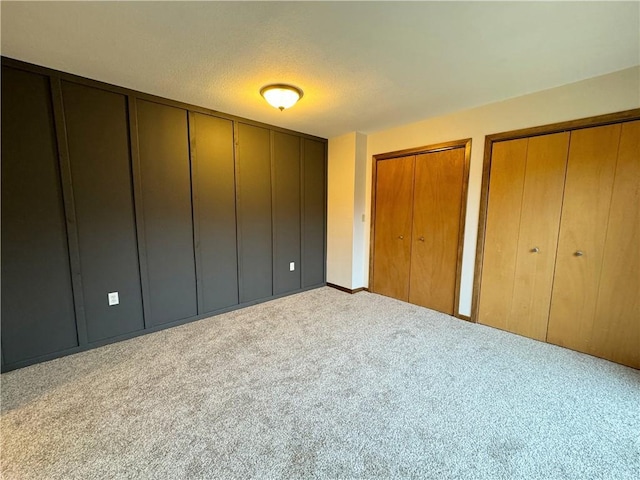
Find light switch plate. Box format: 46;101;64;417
108;292;119;306
289;262;295;271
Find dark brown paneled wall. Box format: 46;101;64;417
61;81;145;342
136;100;198;326
1;67;79;365
0;58;327;372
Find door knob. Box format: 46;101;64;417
531;247;540;253
574;250;584;257
418;236;425;242
398;235;404;240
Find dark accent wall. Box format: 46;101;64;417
237;123;273;303
0;57;327;372
273;132;302;294
136;100;198;326
191;113;239;313
303;139;327;287
61;81;145;342
1;67;78;365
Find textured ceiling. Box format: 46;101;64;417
1;1;639;139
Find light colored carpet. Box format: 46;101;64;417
1;287;639;479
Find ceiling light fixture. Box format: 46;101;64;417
260;84;303;111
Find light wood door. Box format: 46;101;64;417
547;124;622;353
590;120;640;368
478;133;569;340
478;139;528;329
408;148;465;314
372;156;415;301
508;133;569;340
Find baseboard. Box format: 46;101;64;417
327;283;367;294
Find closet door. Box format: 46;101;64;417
408;148;465;314
372;156;415;301
508;133;569;340
191;113;239;313
237;123;273;302
590;121;639;368
478;132;568;340
137;100;197;326
478;139;528;329
62;82;144;342
547;122;638;368
1;67;79;364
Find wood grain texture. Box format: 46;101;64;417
547;124;622;352
408;148;464;314
507;132;569;340
477;138;528;330
372;156;415;301
589;120;640;368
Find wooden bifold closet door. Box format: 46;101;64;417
478;117;639;369
546;121;640;368
478;132;569;340
372;145;467;315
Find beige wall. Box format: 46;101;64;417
327;132;368;289
328;66;640;315
327;132;357;288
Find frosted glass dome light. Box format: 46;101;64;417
260;84;303;111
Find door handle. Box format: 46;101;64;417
398;235;404;240
531;247;540;253
574;250;584;257
418;236;425;242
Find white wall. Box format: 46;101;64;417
328;66;640;315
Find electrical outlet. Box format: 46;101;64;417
108;292;119;306
362;214;366;222
289;262;295;271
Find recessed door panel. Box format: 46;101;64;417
478;139;528;329
589;120;640;368
372;156;415;301
547;124;621;352
507;132;569;340
409;148;465;314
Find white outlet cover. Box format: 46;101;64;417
289;262;295;271
108;292;119;306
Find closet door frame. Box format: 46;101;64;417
472;108;640;323
369;138;472;320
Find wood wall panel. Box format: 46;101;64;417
137;100;198;326
237;123;273;302
191;113;239;313
1;67;78;364
273;132;302;294
303;139;327;287
62;82;145;342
